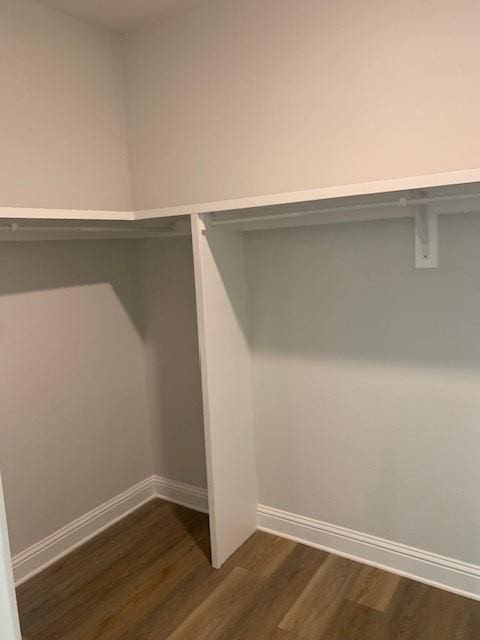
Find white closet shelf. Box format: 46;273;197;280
199;180;480;270
134;168;480;221
1;171;480;250
0;208;134;221
206;182;480;231
2;168;480;225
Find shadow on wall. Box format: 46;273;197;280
203;227;251;344
0;239;207;487
136;237;207;489
0;240;143;334
246;213;480;372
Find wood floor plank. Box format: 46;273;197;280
384;579;480;640
118;531;285;638
321;599;387;640
165;566;264;640
130;561;220;640
116;530;296;639
230;532;297;578
62;532;209;640
16;500;480;640
17;500;191;619
267;629;303;640
19;502;209;640
347;564;400;612
228;543;329;640
464;598;480;638
278;554;363;639
17;500;170;608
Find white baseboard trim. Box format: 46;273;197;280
152;476;208;514
257;504;480;602
12;475;208;586
12;478;480;602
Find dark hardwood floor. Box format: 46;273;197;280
16;499;480;639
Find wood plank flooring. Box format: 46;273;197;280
16;499;480;640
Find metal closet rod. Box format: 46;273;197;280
209;190;480;227
0;222;175;234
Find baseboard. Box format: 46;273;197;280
12;475;208;586
12;478;480;602
152;475;209;514
257;504;480;601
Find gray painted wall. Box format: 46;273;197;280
0;241;151;554
3;214;480;572
0;238;207;556
246;212;480;566
136;237;206;488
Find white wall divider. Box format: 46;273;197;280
191;213;258;568
0;475;21;640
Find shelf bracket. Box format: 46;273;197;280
414;206;438;269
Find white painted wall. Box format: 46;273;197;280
246;212;480;567
124;0;480;210
3;0;479;213
0;241;152;555
0;0;131;210
135;237;207;488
